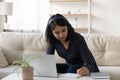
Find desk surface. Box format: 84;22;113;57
1;73;110;80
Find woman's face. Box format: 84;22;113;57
52;25;68;42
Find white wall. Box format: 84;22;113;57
39;0;120;34
91;0;120;34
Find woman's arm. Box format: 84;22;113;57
46;45;55;55
77;35;99;72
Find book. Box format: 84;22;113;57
90;72;110;79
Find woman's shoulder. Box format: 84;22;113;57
72;32;84;39
71;32;86;44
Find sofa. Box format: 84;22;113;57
0;32;120;80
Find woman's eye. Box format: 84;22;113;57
62;29;66;32
54;32;59;34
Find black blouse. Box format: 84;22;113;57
46;32;99;72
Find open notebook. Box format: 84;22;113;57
59;73;81;78
23;54;58;78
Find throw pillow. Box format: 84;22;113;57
0;48;8;67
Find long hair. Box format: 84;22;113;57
45;14;74;46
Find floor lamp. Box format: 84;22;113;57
0;2;13;32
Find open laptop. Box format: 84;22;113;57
23;54;58;78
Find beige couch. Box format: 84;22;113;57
0;32;120;80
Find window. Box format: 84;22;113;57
5;0;39;32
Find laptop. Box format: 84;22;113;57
23;54;58;78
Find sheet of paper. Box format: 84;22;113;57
59;73;81;78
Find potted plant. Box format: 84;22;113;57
13;56;38;80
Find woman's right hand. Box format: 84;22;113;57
77;66;89;76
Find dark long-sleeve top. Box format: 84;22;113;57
46;32;99;72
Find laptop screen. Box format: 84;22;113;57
23;54;58;78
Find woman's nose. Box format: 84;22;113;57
59;33;64;37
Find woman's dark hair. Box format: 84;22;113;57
45;14;74;46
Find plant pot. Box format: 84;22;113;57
22;66;33;80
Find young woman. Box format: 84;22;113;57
45;14;99;76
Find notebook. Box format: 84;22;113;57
23;54;58;78
90;72;110;79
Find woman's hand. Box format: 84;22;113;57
77;66;89;76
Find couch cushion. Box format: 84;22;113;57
0;32;47;64
54;50;66;63
0;48;8;67
83;34;120;66
0;65;17;79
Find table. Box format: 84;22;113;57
1;73;110;80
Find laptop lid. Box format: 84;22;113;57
23;54;58;78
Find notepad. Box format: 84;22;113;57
59;73;81;78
